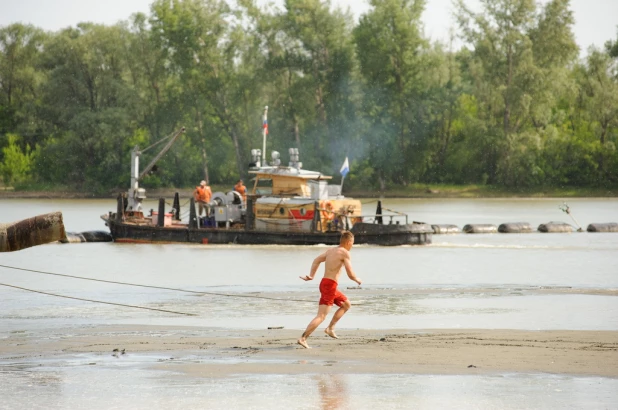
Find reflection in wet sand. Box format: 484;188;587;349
316;374;347;410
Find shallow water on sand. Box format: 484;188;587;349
1;198;617;408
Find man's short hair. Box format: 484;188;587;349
340;231;354;244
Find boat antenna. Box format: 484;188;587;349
262;105;268;166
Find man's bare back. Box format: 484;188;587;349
323;247;351;282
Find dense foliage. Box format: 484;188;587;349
0;0;616;193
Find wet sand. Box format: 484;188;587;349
2;326;616;378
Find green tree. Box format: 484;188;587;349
242;0;315;153
0;24;46;151
0;133;34;186
122;13;181;139
246;0;362;173
421;41;465;183
0;0;614;193
575;50;618;184
354;0;428;186
35;23;138;191
151;0;258;181
456;0;578;187
605;26;618;59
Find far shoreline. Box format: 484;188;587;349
1;185;617;200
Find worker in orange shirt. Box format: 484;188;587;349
234;179;247;203
193;180;212;217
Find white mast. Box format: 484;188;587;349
262;105;268;166
127;146;142;211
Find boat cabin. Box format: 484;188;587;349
248;161;361;232
250;168;331;197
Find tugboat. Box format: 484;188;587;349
101;109;432;246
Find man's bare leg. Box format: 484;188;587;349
325;300;350;339
298;304;331;348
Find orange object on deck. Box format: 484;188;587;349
194;185;212;202
320;200;335;222
234;181;247;202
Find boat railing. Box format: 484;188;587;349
358;213;409;225
376;206;409;224
317;207;409;226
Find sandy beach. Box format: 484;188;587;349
2;326;616;378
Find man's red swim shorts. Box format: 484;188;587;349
319;278;347;307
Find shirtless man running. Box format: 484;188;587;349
297;231;362;349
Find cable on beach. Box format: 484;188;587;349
0;282;196;316
0;264;317;303
0;263;211;294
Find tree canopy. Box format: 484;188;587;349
0;0;616;193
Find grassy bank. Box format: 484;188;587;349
1;183;617;199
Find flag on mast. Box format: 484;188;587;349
262;118;268;135
340;157;349;177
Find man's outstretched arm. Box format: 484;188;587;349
299;251;327;281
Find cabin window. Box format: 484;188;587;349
253;177;273;195
279;207;285;215
299;208;306;216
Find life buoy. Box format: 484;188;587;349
319;200;335;221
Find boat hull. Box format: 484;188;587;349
103;217;432;246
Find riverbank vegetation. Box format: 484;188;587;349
0;183;615;199
1;0;617;196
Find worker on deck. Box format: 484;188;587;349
194;180;212;217
234;179;247;203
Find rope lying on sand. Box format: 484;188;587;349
0;263;317;303
0;263;207;294
0;282;196;316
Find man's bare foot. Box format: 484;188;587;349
324;328;339;339
297;338;311;349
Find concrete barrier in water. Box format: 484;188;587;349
538;221;574;233
431;224;461;234
498;222;533;233
587;223;618;233
463;224;497;234
0;212;66;252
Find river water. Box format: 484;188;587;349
1;197;617;409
